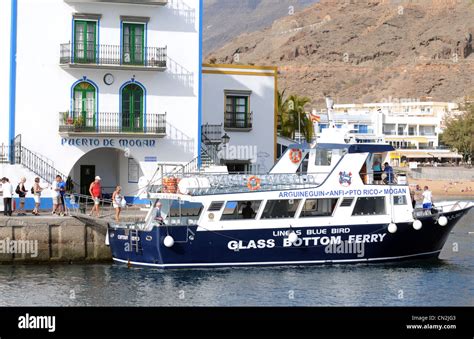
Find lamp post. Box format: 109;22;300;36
219;133;230;166
221;133;230;146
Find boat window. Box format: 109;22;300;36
261;199;301;219
208;201;225;212
352;197;386;216
151;199;203;226
315;149;332;166
393;195;407;205
300;198;338;217
220;201;262;220
340;197;354;207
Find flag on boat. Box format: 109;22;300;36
310;110;321;123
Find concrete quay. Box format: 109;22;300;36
0;215;115;263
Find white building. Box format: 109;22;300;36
319;101;462;165
0;0;277;209
202;64;276;173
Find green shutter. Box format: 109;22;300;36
74;20;97;63
122;23;145;65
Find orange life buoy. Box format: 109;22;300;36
289;148;303;164
247;176;261;191
162;177;178;193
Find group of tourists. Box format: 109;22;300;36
1;174;126;221
1;175;67;216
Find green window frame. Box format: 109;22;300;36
122;23;145;65
74;20;97;63
121;84;144;133
73;82;96;131
225;96;250;128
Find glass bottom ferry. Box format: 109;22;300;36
107;128;473;269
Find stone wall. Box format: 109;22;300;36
0;217;112;263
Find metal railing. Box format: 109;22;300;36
201;123;223;143
59;112;166;135
225;111;253;129
64;193;131;219
19;146;70;185
60;43;167;69
201;133;221;166
0;144;11;164
155;172;326;196
147;134;224;193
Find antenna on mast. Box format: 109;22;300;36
325;96;335;128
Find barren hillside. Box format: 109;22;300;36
203;0;318;53
206;0;474;106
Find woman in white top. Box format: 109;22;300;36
112;186;123;222
32;177;45;216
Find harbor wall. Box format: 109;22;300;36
0;217;112;263
409;167;474;181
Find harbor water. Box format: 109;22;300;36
0;210;472;307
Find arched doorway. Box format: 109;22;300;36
69;148;144;200
121;84;144;133
73;81;96;131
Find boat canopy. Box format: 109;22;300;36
316;143;395;154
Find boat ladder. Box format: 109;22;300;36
129;229;142;253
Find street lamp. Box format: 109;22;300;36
219;133;230;166
221;133;230;146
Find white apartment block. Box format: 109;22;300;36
0;0;278;209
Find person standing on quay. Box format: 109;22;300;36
32;177;45;216
89;176;102;217
112;186;123;222
2;177;13;217
51;175;61;215
58;176;67;216
16;177;28;216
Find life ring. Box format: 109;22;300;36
289;148;303;164
247;176;261;191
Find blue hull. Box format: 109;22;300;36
108;209;469;269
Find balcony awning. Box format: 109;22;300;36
385;137;430;143
397;151;462;159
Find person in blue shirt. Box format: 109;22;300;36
383;162;394;184
57;176;67;216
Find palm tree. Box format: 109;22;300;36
278;92;313;143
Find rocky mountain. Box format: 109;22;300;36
206;0;474;106
203;0;319;54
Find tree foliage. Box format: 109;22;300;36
441;103;474;161
277;91;314;143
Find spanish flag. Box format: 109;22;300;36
310;111;321;123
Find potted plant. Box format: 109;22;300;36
73;116;84;131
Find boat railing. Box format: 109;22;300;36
413;200;473;218
152;168;414;196
157;172;326;195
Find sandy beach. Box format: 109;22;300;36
408;178;474;200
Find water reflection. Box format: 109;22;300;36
0;218;472;306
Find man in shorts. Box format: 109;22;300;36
51;175;62;215
89;176;102;217
57;176;66;216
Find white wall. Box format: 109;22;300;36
7;0;200;189
0;0;12;146
202;69;275;172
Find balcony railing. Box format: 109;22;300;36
201;123;223;143
59;112;166;136
60;43;167;70
224;112;253;130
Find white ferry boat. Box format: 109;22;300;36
107;126;473;269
